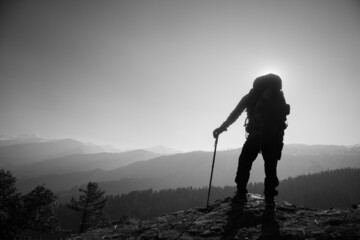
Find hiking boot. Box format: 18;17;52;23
265;197;276;211
232;193;247;205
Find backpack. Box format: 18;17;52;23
253;73;282;93
245;74;290;133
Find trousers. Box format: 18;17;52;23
235;131;283;198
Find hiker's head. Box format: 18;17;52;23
253;74;282;94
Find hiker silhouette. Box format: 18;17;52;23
213;73;290;207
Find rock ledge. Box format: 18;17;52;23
69;193;360;240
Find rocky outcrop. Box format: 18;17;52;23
68;194;360;240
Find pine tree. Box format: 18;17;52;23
20;185;58;232
0;169;57;239
0;169;21;238
68;181;109;233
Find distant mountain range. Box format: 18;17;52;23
0;133;48;147
0;134;124;154
145;145;181;155
0;139;89;166
1;135;359;197
0;136;174;173
6;150;160;180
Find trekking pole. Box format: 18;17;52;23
206;135;219;209
174;136;219;240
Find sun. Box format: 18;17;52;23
252;65;291;90
256;66;284;77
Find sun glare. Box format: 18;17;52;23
256;66;283;77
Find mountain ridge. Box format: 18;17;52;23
8;149;159;180
0;139;88;166
15;145;360;193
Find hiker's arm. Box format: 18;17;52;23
213;94;249;138
219;94;248;130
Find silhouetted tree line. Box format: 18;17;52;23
279;167;360;209
0;169;109;239
56;168;360;232
104;168;360;221
105;186;235;221
56;186;236;231
3;167;359;237
0;169;57;239
247;168;360;209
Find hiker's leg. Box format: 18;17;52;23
261;135;279;201
264;158;279;198
235;134;260;196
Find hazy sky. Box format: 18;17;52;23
1;0;359;151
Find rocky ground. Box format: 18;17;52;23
68;194;360;240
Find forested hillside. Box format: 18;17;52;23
280;167;360;208
57;168;360;232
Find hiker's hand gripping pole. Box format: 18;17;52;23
206;135;219;209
